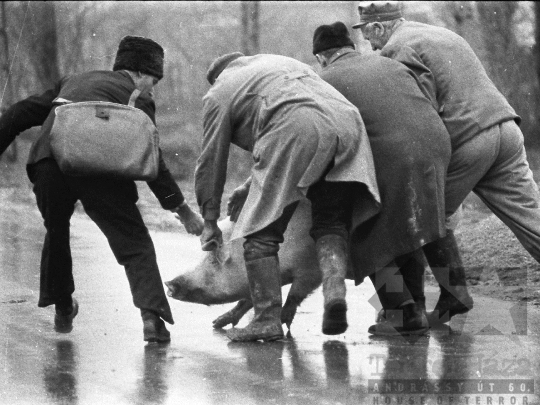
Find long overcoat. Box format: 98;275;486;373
320;49;451;282
195;54;381;252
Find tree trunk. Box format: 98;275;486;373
28;1;61;89
535;2;540;88
477;2;518;99
241;1;260;56
446;1;487;62
0;2;18;161
0;2;15;107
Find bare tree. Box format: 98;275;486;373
55;1;96;76
0;2;15;107
477;2;518;96
476;1;539;146
241;1;260;55
25;1;61;89
0;2;19;162
440;1;487;61
535;2;540;88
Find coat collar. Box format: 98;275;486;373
328;47;358;65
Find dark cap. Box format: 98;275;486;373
113;35;165;80
352;1;403;29
206;52;245;85
312;22;355;55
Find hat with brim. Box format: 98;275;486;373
352;1;402;29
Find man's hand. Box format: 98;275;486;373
227;177;251;222
201;220;223;251
172;202;204;236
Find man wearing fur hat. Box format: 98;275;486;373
0;35;203;342
313;22;451;335
197;52;381;341
352;1;540;325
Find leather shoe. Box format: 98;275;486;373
368;302;429;336
427;290;473;325
142;310;171;343
54;298;79;333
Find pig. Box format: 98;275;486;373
165;199;332;329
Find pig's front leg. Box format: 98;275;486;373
281;295;303;330
281;265;322;329
212;299;253;329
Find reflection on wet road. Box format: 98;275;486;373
1;194;539;404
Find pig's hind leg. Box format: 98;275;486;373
212;299;253;329
281;266;322;330
213;268;296;329
212;268;308;330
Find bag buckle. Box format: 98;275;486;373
95;106;110;120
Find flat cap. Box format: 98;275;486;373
352;1;402;29
206;52;245;85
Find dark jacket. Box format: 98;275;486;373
0;70;183;210
320;49;451;281
381;21;519;150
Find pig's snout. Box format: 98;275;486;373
165;278;189;300
165;275;212;305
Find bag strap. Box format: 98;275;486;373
53;89;140;108
128;89;141;107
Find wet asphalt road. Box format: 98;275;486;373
1;191;540;405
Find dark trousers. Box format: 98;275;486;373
369;250;423;310
30;158;173;324
243;175;356;262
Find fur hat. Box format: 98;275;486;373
113;35;165;80
312;22;355;55
206;52;245;85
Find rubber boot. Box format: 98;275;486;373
368;301;429;336
316;234;348;335
142;309;171;343
424;230;474;324
226;256;284;342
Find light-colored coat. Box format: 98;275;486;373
196;54;380;248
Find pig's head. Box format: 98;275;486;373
165;217;251;305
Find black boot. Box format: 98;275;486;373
376;296;426;323
368;301;429;336
376;251;427;323
142;309;171;343
226;256;284;342
423;230;473;324
316;234;348;335
55;297;79;333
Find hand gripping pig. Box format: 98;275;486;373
165;199;326;330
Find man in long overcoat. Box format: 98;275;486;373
196;52;381;341
353;1;538;324
0;36;203;342
313;22;451;335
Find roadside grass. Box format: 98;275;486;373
456;195;540;304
